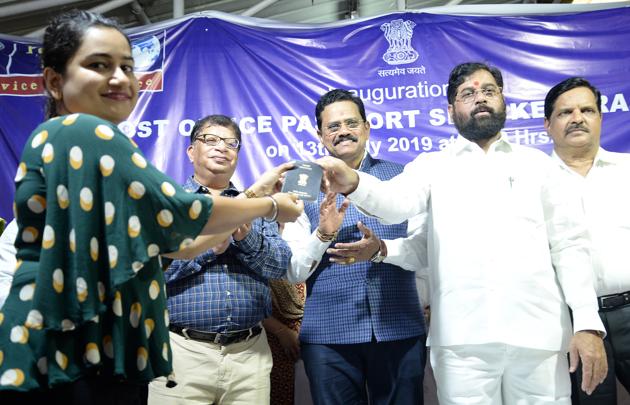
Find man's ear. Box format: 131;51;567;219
186;144;195;163
43;67;63;101
543;117;550;132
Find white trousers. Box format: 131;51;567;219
431;343;570;405
148;329;272;405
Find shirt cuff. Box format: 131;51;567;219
383;239;406;268
233;227;261;253
347;171;375;204
196;249;217;265
287;232;331;283
572;306;607;338
306;231;332;258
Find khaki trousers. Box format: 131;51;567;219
148;329;272;405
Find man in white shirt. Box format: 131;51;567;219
317;62;607;405
544;77;630;405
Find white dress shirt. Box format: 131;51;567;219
348;135;604;351
553;148;630;297
0;219;18;309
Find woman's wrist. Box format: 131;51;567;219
263;195;278;222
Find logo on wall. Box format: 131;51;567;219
130;31;166;92
380;19;419;65
0;40;45;96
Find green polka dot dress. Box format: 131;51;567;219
0;114;212;391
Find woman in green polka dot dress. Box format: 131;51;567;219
0;10;302;404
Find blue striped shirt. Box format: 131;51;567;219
164;177;291;332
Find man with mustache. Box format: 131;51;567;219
316;63;607;404
544;77;630;405
148;115;292;405
282;89;427;405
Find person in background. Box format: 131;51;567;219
317;62;606;405
263;278;306;405
0;10;301;404
544;77;630;405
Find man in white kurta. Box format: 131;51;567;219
318;62;607;405
544;77;630;405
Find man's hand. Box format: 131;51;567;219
327;221;380;264
272;193;304;223
232;223;251;241
318;191;349;235
569;330;608;395
248;162;295;196
212;237;231;255
317;156;360;195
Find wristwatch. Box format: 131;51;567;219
369;240;386;263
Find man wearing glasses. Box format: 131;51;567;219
282;89;427;405
148;115;291;405
317;63;607;404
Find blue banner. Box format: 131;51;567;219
1;8;629;221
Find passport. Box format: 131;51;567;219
281;161;322;201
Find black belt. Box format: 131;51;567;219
169;324;262;345
598;291;630;310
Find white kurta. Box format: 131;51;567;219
553;148;630;297
348;135;603;351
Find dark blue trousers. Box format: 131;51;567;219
301;335;426;405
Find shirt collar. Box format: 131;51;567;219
358;150;374;171
593;147;621;166
451;133;513;155
551;147;619;174
184;175;240;197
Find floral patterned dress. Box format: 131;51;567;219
0;113;212;391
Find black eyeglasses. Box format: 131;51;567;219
194;133;240;149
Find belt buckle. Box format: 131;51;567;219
244;327;254;342
600;293;630;309
181;328;191;340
